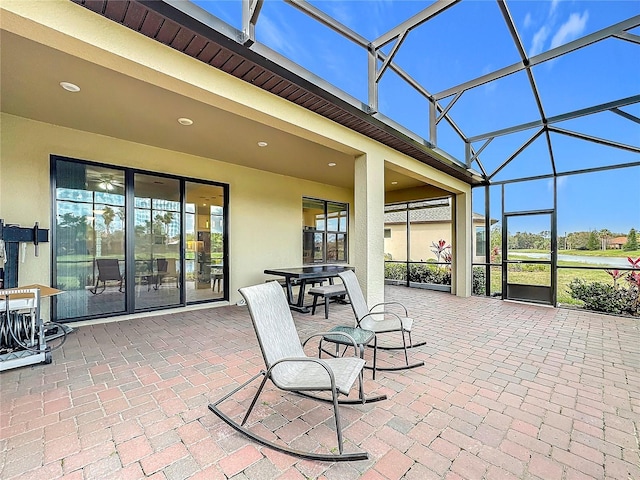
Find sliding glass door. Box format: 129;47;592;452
52;156;228;322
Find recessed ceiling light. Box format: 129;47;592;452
328;162;337;167
60;81;80;92
391;181;398;185
178;117;193;126
257;141;268;147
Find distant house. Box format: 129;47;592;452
608;236;628;249
384;200;491;263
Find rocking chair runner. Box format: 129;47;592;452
338;270;425;372
208;280;374;461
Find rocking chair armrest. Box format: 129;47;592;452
267;356;336;390
303;332;359;357
370;301;408;316
358;311;404;330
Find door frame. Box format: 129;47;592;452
502;209;557;306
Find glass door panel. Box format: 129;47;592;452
185;182;226;302
54;161;126;320
133;174;181;311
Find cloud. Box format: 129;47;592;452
549;176;568;192
523;12;533;29
324;2;353;31
550;11;589;49
549;0;561;17
315;0;392;40
482;65;498;94
556;176;568;189
527;7;589;58
529;25;550;57
258;13;307;62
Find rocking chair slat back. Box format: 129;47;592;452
239;281;305;379
337;270;369;323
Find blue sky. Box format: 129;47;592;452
193;0;639;235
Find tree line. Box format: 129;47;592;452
490;226;638;251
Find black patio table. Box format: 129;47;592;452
263;265;354;313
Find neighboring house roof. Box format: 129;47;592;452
610;236;627;245
71;0;481;186
384;206;486;224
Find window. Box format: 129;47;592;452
302;197;348;264
475;226;486;257
384;228;391;238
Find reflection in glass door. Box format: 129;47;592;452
185;182;226;303
133;174;181;311
503;211;555;305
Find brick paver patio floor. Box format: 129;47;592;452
1;286;638;479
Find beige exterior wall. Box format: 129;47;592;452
1;0;475;320
385;220;485;262
0;113;352;307
385;223;451;262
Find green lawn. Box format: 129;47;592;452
485;263;629;306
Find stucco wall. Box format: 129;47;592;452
0;113;352;306
1;0;475;315
384;223;451;262
385;220;486;263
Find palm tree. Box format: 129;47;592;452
599;228;612;250
154;212;174;244
102;206;115;235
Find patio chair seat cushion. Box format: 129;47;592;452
360;316;413;335
308;284;346;297
272;357;365;396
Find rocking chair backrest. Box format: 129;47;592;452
239;281;306;373
96;259;122;281
338;270;369;324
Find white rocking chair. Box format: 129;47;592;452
338;270;425;373
208;280;374;461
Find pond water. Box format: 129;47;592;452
514;252;635;268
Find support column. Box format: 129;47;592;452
353;153;385;306
452;191;472;297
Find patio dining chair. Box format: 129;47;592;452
208;280;373;461
338;270;425;373
90;259;123;294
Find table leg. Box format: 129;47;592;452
296;279;307;308
285;278;310;313
285;278;294;305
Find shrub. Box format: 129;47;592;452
472;267;486;295
384;263;407;281
408;263;451;285
567;279;628;315
568;257;639;316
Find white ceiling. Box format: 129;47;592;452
1;29;428;193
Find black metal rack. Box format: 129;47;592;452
0;219;49;289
